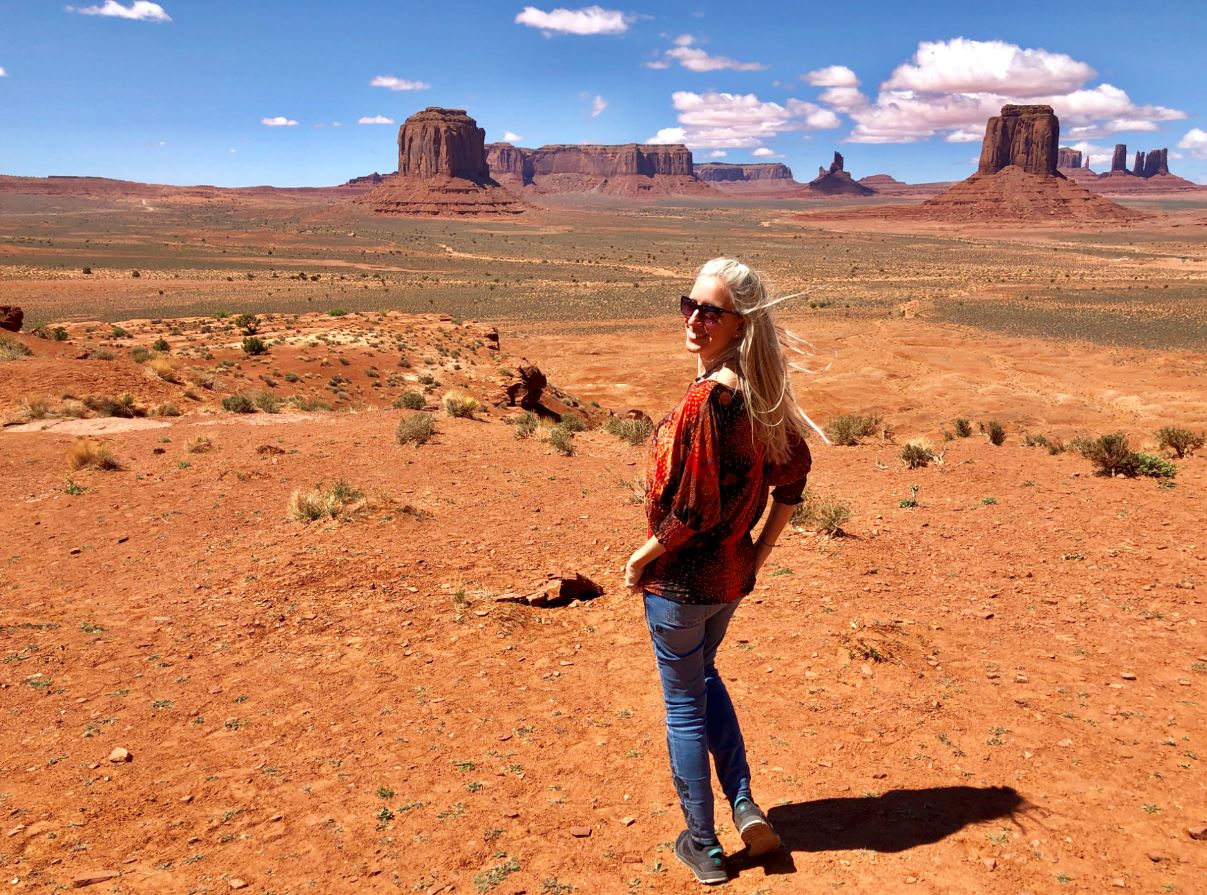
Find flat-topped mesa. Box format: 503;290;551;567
808;151;874;196
1057;147;1083;169
484;142;708;195
1111;144;1129;174
695;162;794;183
484;143;532;187
397;107;492;183
976;105;1058;176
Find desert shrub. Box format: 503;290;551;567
110;326;130;339
509;412;538;439
0;336;32;361
155;403;182;417
148;357;180;383
1155;427;1204;459
559;412;586;432
394;390;425;410
397;412;435;446
130;346;151;363
235;314;259;335
603;415;654;446
1074;432;1139;477
547;424;575;456
288;479;365;522
1134;452;1176;480
824;413;881;446
67;439;120;471
152;338;170;352
984;420;1006;446
283;371;300;383
900;440;935;469
290;395;332;412
253;392;282;413
130;270;140;279
441;390;480;418
328;308;348;317
59;399;87;419
791;489;851;537
20;396;51;420
85;346;115;361
187;435;213;453
84;394;139;418
953;417;973;438
222;394;255;414
82;266;92;275
241;336;268;356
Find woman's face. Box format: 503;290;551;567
684;275;743;364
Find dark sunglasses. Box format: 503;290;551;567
680;295;741;327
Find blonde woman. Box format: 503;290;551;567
625;258;817;884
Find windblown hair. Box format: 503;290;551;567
696;257;827;464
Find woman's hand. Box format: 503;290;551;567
624;551;648;593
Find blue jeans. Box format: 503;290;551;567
644;592;752;845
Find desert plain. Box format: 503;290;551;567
2;183;1206;895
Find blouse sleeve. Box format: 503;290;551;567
767;425;812;505
651;386;723;550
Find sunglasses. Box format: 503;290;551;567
680;295;741;328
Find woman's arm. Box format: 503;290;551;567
753;499;795;574
625;536;667;593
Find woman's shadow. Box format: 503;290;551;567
734;785;1025;875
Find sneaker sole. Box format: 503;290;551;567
674;836;728;885
739;818;781;858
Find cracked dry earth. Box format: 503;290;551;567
1;312;1206;895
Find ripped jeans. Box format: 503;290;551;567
644;592;752;845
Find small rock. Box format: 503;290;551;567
622;853;642;864
1111;878;1126;888
228;880;247;890
1056;738;1073;748
72;870;120;888
569;826;591;838
1188;825;1207;841
619;816;635;826
1146;851;1168;862
503;809;520;819
108;747;131;763
872;772;887;779
180;794;193;803
1120;671;1137;680
982;857;996;871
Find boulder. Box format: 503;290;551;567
976;105;1058;176
0;306;23;332
503;362;547;410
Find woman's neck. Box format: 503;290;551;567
696;351;740;387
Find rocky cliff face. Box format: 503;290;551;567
484;143;532;186
695;162;794;183
483;143;708;195
1104;144;1173;179
1143;148;1170;177
976;105;1059;176
1057;148;1083;169
1111;144;1128;173
359;108;523;216
808;151;874;196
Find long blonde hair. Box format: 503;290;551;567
696;258;827;464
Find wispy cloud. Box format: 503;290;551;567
591;95;607;117
647;90;838;150
515;5;631;36
261;116;298;127
647;35;766;72
503;130;524;142
67;1;171;22
370;75;431;91
358;115;395;125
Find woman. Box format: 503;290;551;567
625;258;818;885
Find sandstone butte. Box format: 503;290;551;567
919;105;1141;222
695;162;796;187
1062;142;1201;195
359;108;524;216
808;151;874;196
484;142;710;196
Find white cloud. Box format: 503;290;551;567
591;95;607;117
68;1;170;21
708;150;727;157
515;5;631;36
503;131;524;142
371;75;431;91
804;65;858;88
1068;141;1113;168
229;148;236;154
944;128;983;143
652;35;766;72
817;86;867;112
0;67;7;77
647;90;838;149
358;115;395;125
1178;128;1207;159
751;147;775;157
884;38;1094;97
261;116;298;127
644;59;670;70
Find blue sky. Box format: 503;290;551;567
2;0;1205;187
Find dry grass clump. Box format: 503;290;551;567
441;390;480;418
981;419;1006;446
397;412;435;446
900;439;937;469
288;479;366;522
394;390;425;410
20;396;52;420
547;424;575;456
603;415;653;446
67;439;121;471
559;412;586;432
186;435;214;453
791;489;851;537
84;394;141;418
0;335;32;361
824;413;882;446
507;411;538;439
148;356;181;383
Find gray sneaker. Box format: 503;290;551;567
732;798;781;857
674;830;728;885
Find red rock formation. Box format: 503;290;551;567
857;174;950;198
695;162;794;183
1133;151;1146;176
359;108;523;216
1057;148;1083;169
1111;144;1128;173
0;306;23;333
483;143;710;196
1143;149;1169;177
977;105;1058;176
808;151;874;196
485;143;532;189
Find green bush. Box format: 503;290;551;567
824;413;881;446
1155;427;1204;459
953;417;973;438
900;441;935;469
235;314;259;335
395;390;425;410
547;425;575;456
253;392;282;413
152;338;170;352
328;308;348;317
110;326;130;339
222;394;255;414
1134;452;1176;479
559;412;586;432
241;336;268;356
129;346;151;363
984;420;1006;446
603;415;654;446
510;412;538;439
1074;433;1139;477
397;412;435;446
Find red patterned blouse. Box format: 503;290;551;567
642;378;812;604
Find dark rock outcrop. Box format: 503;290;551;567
359;108;523;216
695;162;794;183
0;306;23;332
1111;144;1128;173
1143;149;1169;177
1057;148;1083;169
977;105;1058;176
1133;151;1146;176
808;151;874;196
